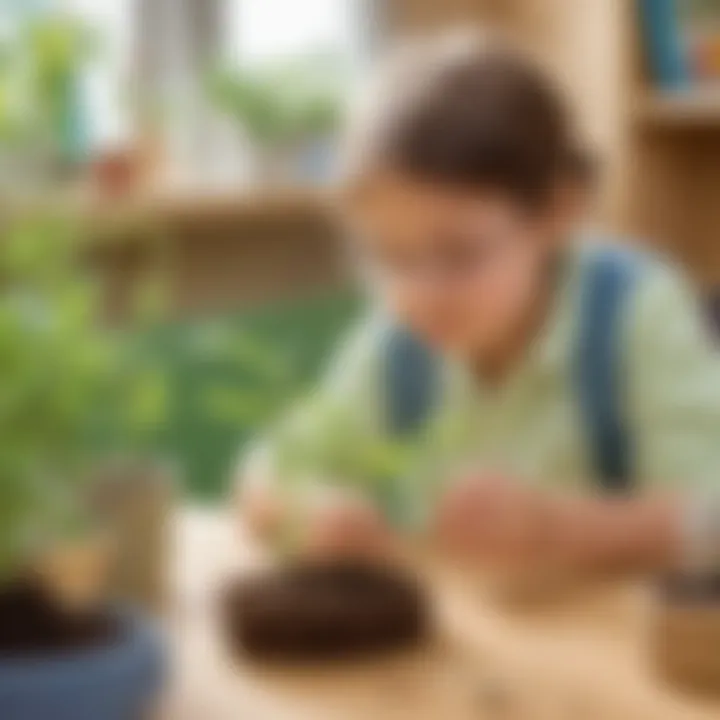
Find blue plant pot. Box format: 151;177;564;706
0;606;166;720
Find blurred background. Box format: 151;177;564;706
1;0;720;502
3;2;720;717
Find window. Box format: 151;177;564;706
9;0;373;185
228;0;357;67
65;0;131;149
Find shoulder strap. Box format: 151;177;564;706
384;326;438;437
382;326;438;526
384;246;641;494
576;247;640;494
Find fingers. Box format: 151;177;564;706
305;495;393;560
237;481;287;542
434;475;504;553
433;474;545;566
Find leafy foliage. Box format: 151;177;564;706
0;214;166;578
0;10;95;182
207;54;344;149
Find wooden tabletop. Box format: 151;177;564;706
163;508;720;719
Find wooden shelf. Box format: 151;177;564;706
8;186;333;248
81;186;331;226
11;185;329;217
123;186;330;220
634;91;720;129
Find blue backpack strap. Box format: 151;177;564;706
381;326;437;525
384;326;438;437
576;247;640;494
385;246;640;496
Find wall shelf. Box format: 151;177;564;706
634;91;720;129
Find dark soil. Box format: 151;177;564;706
222;559;432;661
0;580;119;658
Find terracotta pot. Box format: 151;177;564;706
33;535;114;611
651;576;720;697
91;148;140;198
90;461;175;614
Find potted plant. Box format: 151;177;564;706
219;414;436;661
0;214;167;719
207;53;343;186
0;11;96;191
208;357;440;661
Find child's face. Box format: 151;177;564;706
348;172;574;357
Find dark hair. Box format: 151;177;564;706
345;34;589;207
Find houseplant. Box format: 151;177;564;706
0;10;95;190
212;344;444;661
0;213;167;719
208;53;343;186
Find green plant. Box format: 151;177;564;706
0;10;95;169
0;213;166;579
207;53;344;150
183;311;420;510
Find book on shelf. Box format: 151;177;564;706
639;0;720;90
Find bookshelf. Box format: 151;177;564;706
470;0;720;287
634;91;720;128
621;2;720;288
385;0;720;283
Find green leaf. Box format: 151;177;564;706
207;54;345;148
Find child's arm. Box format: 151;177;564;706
435;477;682;577
437;264;720;578
627;262;720;574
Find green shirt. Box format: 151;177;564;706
244;241;720;525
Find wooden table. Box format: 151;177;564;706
163;508;720;719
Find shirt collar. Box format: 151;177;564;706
447;238;587;395
533;241;585;374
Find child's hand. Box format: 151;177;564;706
236;478;287;542
305;491;395;560
435;475;681;582
434;474;550;569
236;471;395;559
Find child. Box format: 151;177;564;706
237;34;720;581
